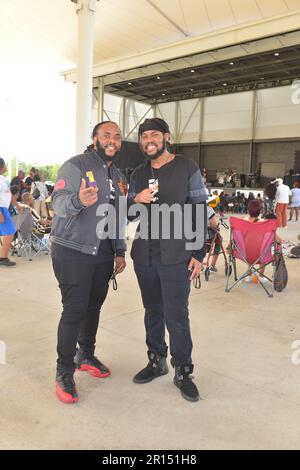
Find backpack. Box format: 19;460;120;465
289;246;300;258
274;252;288;292
32;183;40;200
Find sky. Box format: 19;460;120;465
0;63;76;169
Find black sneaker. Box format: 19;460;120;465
74;349;111;378
209;266;218;273
174;364;200;402
133;351;169;384
0;258;16;267
55;372;78;404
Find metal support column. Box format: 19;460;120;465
72;0;99;153
7;158;12;181
152;104;157;118
121;97;126;136
174;101;180;153
249;90;257;174
198;98;205;169
97;77;104;123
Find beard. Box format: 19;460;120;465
141;138;167;160
96;140;119;162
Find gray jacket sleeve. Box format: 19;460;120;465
187;161;208;262
51;161;84;218
188;164;208;204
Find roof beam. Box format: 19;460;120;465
108;53;300;95
62;10;300;83
145;0;188;38
140;80;295;104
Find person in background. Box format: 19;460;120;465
247;192;255;206
289;182;300;222
274;177;292;228
10;171;26;200
256;192;263;211
10;176;21;195
219;191;227;216
263;178;277;216
9;186;24;217
240;193;247;214
205;205;221;273
0;158;16;267
21;192;51;229
17;170;26;197
30;174;49;218
45;184;55;219
207;190;220;211
25;167;38;191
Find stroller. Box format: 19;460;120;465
204;216;232;281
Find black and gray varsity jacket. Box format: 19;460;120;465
50;150;127;257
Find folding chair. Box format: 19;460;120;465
225;217;278;297
31;222;50;257
11;211;50;261
11;210;33;260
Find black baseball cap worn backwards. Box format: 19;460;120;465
138;118;170;137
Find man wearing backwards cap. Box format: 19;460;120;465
128;118;207;402
51;121;127;404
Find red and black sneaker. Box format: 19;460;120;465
74;350;111;378
55;372;78;404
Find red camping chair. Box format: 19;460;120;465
225;217;279;297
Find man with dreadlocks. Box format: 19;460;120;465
128;118;207;402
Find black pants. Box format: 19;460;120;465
52;257;114;374
134;259;193;367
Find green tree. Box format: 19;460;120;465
5;158;60;184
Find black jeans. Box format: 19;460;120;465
52;257;114;374
134;258;193;367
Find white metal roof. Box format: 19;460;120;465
1;0;300;76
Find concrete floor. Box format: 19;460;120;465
0;220;300;450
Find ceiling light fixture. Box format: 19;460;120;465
128;82;132;85
191;69;195;73
274;52;280;56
